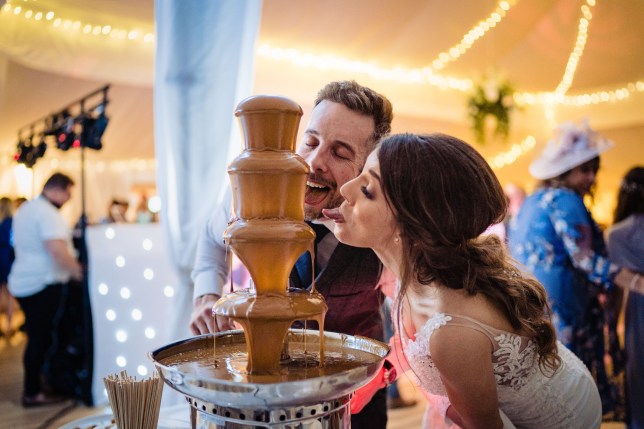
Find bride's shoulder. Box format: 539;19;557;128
429;317;493;369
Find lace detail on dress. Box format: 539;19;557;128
404;313;596;428
403;313;452;396
493;333;537;389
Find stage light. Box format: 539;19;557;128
80;105;109;150
15;136;47;168
56;113;76;151
36;139;47;158
15;139;28;164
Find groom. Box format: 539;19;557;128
190;80;394;428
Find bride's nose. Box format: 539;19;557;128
340;177;358;204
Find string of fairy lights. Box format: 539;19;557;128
2;0;643;170
0;1;154;43
554;1;595;96
429;0;512;71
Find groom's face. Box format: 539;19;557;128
297;100;375;221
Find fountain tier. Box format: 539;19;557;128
220;95;325;375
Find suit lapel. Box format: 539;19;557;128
291;251;311;289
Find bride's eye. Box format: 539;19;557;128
360;186;373;200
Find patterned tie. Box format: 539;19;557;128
295;222;329;287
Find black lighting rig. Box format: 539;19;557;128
14;84;110;168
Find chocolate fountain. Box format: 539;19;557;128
150;96;389;428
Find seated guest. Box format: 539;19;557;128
101;198;129;223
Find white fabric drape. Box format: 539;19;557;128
154;0;262;339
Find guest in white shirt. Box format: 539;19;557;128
9;172;82;407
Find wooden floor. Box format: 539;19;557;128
0;308;626;429
0;310;104;429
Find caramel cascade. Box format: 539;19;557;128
213;95;328;374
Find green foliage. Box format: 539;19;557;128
467;80;514;145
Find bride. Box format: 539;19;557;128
323;133;601;429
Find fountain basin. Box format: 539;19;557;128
149;329;388;409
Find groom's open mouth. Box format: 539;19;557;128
305;179;333;206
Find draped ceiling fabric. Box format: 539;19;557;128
154;0;262;338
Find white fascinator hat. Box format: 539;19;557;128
529;119;614;180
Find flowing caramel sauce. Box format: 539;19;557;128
213;95;328;375
214;289;326;373
160;333;382;384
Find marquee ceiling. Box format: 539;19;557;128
0;0;642;192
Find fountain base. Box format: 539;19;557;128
187;393;351;428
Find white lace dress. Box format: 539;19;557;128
404;313;602;429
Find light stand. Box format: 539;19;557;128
76;98;94;405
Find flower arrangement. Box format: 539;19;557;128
467;77;515;145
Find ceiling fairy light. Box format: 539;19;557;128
258;42;642;108
0;1;154;44
257;43;473;91
430;0;516;71
515;80;644;107
487;135;536;170
258;0;517;89
554;0;596;96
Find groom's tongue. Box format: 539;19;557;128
305;181;332;207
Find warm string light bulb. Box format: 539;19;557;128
488;135;536;169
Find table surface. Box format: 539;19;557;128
58;404;191;429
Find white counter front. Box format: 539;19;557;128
87;223;181;405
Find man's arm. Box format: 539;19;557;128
190;188;236;335
45;239;83;281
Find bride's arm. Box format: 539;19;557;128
431;325;503;429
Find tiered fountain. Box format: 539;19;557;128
150;95;389;429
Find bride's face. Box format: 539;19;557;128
330;150;399;251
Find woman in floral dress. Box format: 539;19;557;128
508;121;639;417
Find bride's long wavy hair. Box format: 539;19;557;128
378;133;560;373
